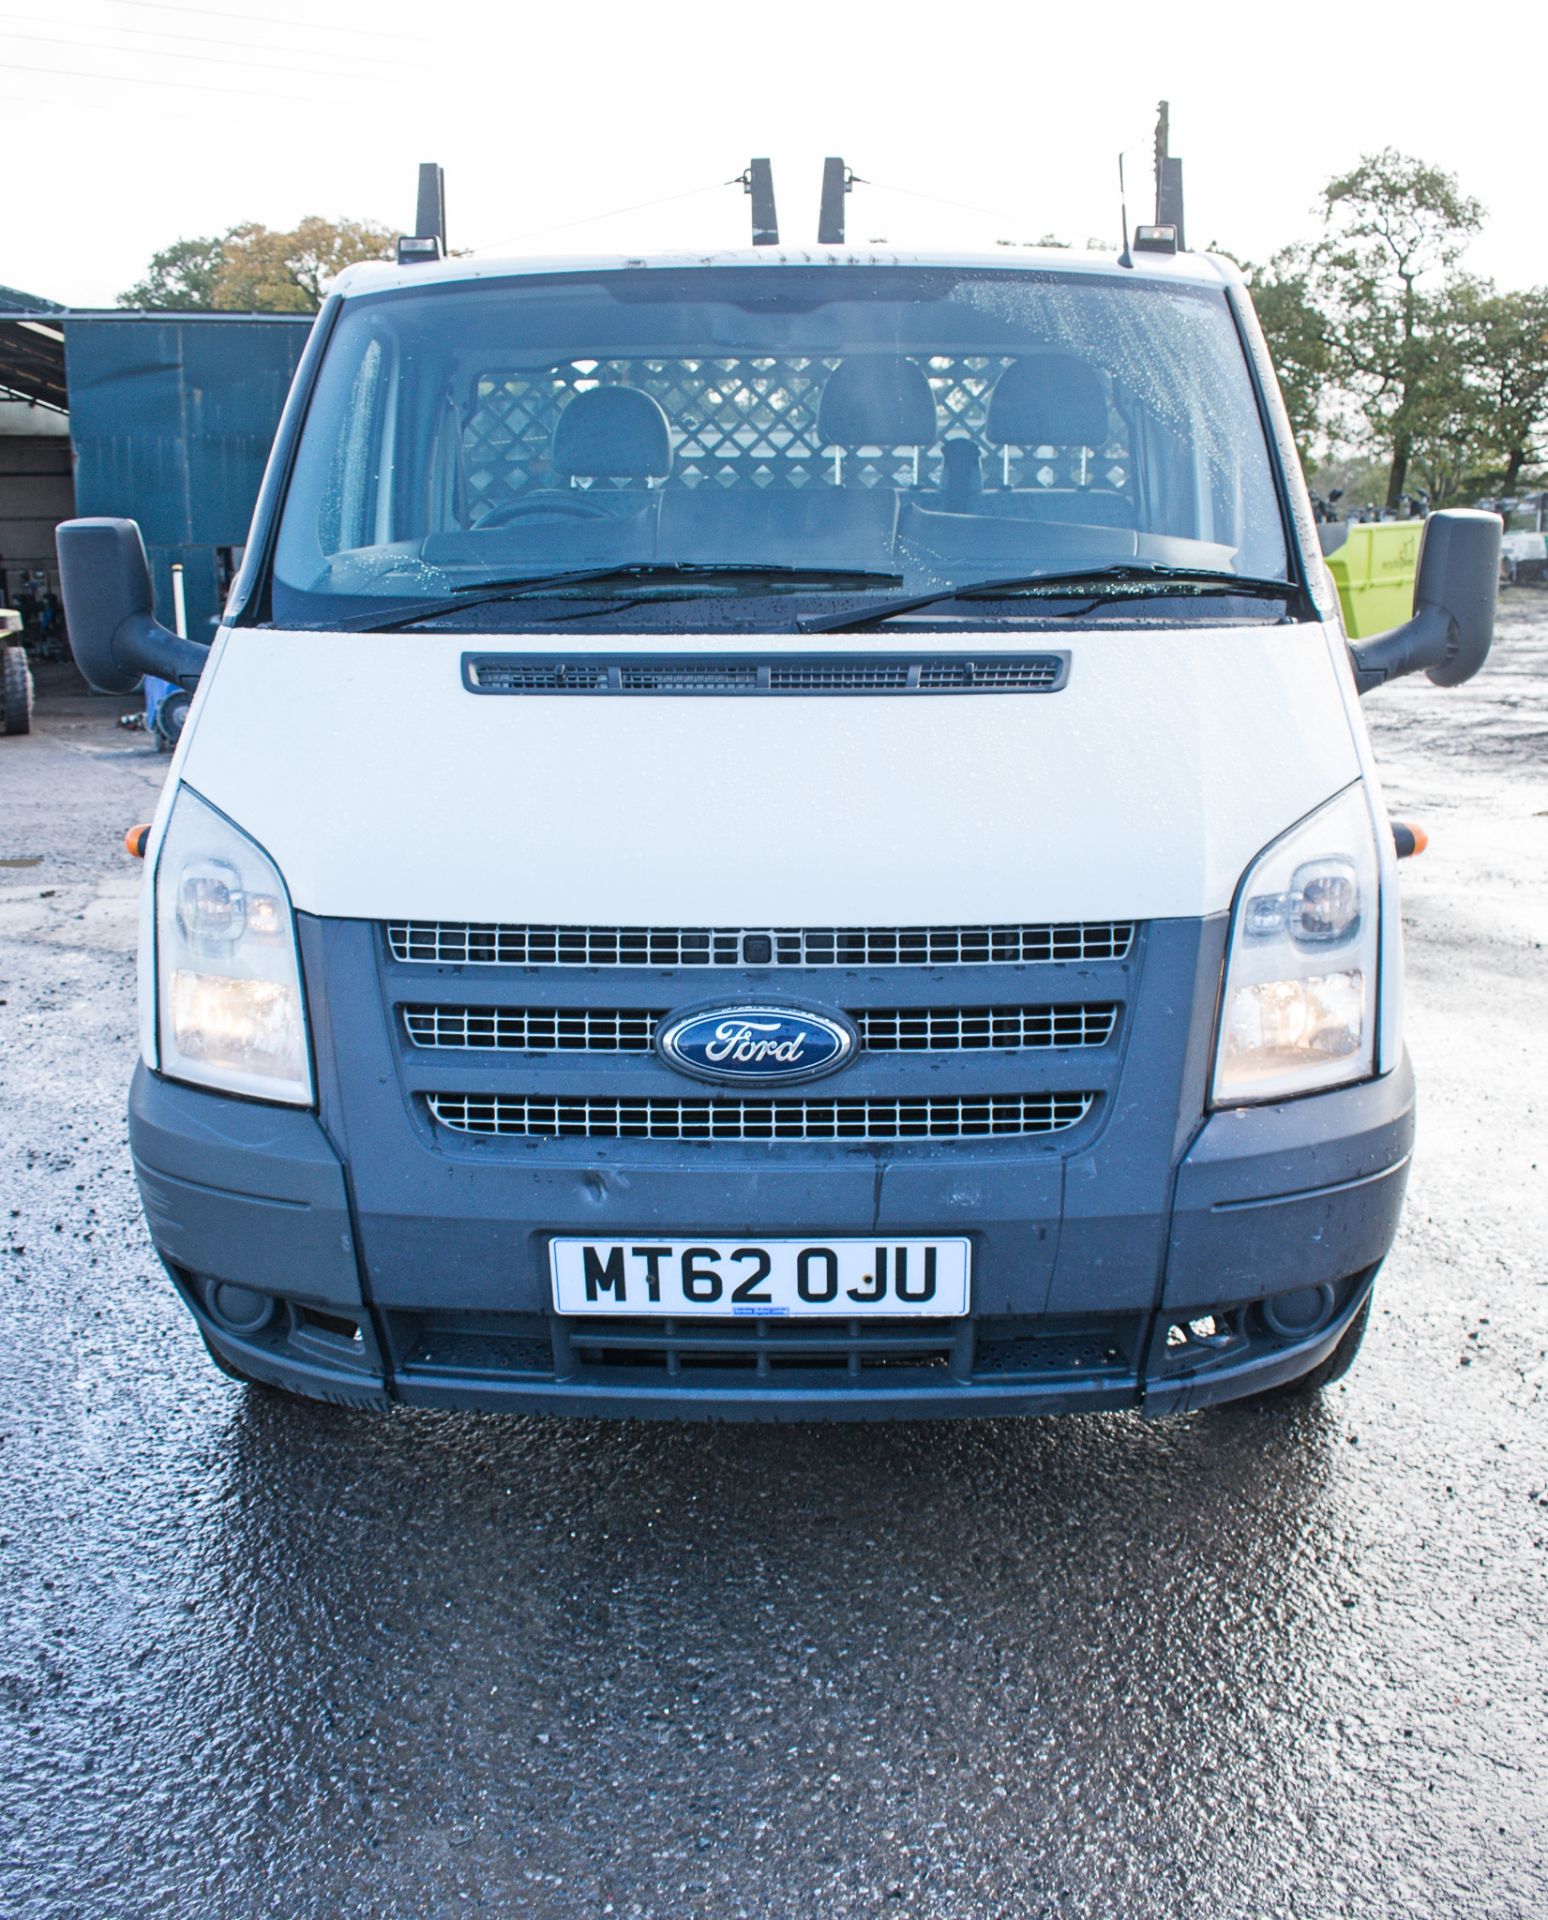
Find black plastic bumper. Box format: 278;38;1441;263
130;1051;1413;1420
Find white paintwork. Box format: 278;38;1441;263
172;623;1363;927
1317;621;1406;1074
332;245;1242;304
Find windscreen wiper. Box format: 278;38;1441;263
800;563;1301;634
334;563;905;633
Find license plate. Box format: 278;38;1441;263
550;1237;970;1318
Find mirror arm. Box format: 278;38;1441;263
1348;606;1453;696
57;519;213;695
114;612;210;692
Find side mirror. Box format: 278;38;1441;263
1349;508;1500;694
55;518;210;696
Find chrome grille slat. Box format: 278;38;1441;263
403;1006;665;1051
402;1002;1118;1053
856;1004;1117;1050
426;1092;1093;1142
388;921;1135;968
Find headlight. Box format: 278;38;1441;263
1212;784;1381;1104
154;787;313;1105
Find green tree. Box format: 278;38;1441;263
1408;322;1485;504
1243;246;1331;464
1455;284;1548;492
212;217;395;313
117;217;394;315
1312;150;1484;509
117;234;227;310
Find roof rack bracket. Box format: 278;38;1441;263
740;158;779;246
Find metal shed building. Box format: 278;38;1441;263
0;301;310;642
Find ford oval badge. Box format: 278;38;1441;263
657;1003;855;1086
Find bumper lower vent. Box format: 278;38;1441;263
381;1309;1146;1399
426;1091;1093;1142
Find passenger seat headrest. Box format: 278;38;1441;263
552;386;673;479
818;357;938;448
985;355;1110;450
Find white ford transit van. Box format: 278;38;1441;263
57;244;1498;1419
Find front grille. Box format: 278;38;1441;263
403;1001;1117;1053
388;920;1135;969
426;1091;1093;1142
856;1004;1116;1050
403;1005;666;1051
463;653;1068;696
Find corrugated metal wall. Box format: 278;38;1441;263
0;414;74;596
62;316;311;638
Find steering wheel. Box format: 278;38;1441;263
474;495;618;529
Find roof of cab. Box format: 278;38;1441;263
331;245;1244;301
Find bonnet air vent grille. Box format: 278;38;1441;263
625;661;760;692
773;661;910;691
467;660;612;692
387;921;1135;969
463;653;1068;695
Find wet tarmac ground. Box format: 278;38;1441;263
1;609;1545;1920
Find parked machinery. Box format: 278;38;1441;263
1477;493;1548;585
1;609;33;736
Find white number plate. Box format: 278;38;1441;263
550;1237;970;1318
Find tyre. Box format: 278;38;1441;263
1253;1295;1372;1402
199;1331;294;1395
1;646;32;736
152;686;192;749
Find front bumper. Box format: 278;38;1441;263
129;1047;1414;1420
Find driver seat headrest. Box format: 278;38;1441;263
985;355;1110;449
818;357;938;447
552;386;673;480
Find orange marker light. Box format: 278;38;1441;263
1392;821;1428;860
124;824;151;859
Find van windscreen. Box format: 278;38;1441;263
269;266;1291;630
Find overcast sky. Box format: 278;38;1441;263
5;0;1542;307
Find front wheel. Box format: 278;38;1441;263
152;686;192;750
200;1331;297;1396
2;646;32;735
